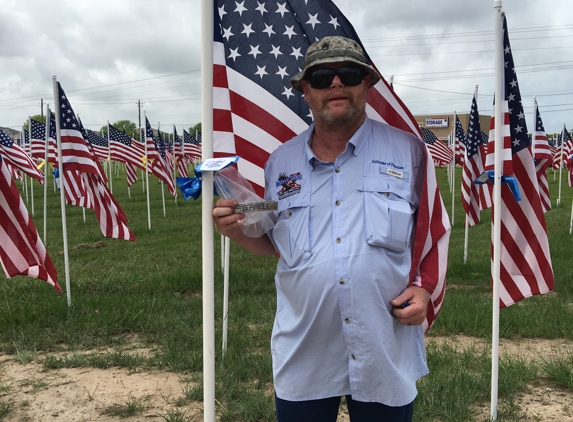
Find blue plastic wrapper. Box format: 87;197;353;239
176;177;202;200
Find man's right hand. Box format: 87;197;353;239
212;198;242;239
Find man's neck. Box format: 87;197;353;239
310;116;365;162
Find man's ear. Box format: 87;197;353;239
301;80;310;101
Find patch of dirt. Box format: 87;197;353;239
0;335;572;421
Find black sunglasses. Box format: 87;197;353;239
307;66;365;89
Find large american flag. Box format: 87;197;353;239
454;115;466;167
0;128;44;183
461;96;488;226
55;82;134;241
108;123;145;171
420;127;452;167
212;0;450;329
485;14;553;307
0;155;60;292
532;100;552;212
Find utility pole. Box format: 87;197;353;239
136;100;143;141
40;98;44;121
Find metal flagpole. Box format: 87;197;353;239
52;75;72;307
201;0;215;419
107;121;113;194
491;2;504;420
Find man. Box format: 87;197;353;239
213;36;443;422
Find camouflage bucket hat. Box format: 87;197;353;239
290;36;381;93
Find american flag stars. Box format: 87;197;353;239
217;0;344;124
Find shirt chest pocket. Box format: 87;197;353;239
272;196;312;268
359;172;415;252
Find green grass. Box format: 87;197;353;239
1;168;572;421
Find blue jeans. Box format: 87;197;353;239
275;395;414;422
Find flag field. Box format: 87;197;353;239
1;166;572;421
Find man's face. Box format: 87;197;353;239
301;62;370;130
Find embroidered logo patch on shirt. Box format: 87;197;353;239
276;172;302;200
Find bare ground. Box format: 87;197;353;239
1;336;572;421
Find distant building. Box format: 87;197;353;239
0;126;21;141
414;113;491;140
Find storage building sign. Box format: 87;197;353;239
425;117;449;128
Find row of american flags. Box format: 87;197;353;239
1;0;571;326
1;81;203;294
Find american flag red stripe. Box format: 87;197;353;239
487;14;553;307
0;156;60;292
126;163;138;187
212;0;450;329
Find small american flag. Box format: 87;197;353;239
0;155;60;292
30;119;48;160
0;128;44;183
183;129;202;159
420;127;452;167
486;14;553;307
212;0;450;329
454;115;466;167
173;127;189;178
108;124;145;171
86;130;109;162
533;100;552;212
145;118;176;196
461;96;488;226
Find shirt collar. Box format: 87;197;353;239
304;118;372;169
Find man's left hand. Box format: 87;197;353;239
390;286;430;326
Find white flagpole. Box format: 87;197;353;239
569;196;573;235
491;2;504;420
144;113;151;231
43;105;50;244
52;75;72;307
451;111;457;226
201;0;215;419
222;235;230;357
558;123;565;206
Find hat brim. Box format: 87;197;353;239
290;57;381;93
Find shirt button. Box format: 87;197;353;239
335;167;340;173
344;318;350;324
335;200;340;206
339;279;345;284
286;211;292;216
383;192;389;197
351;354;356;360
336;237;341;243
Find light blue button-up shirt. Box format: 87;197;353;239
264;118;428;406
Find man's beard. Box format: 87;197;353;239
310;93;365;131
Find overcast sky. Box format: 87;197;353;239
1;0;571;135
